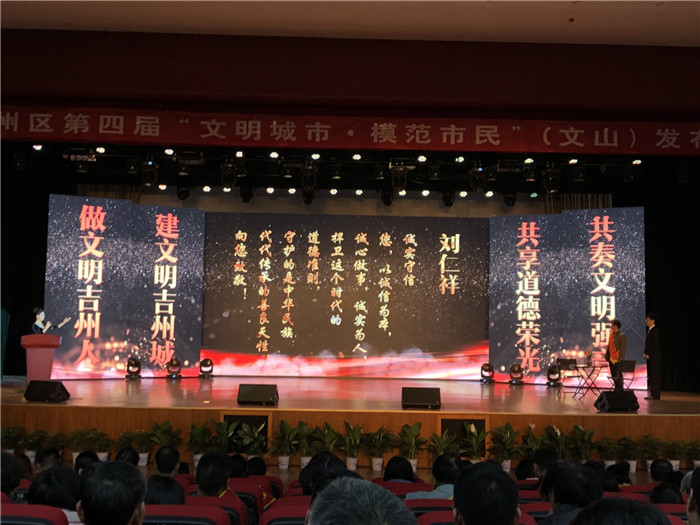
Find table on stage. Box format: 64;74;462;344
572;363;605;400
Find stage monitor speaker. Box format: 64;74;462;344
594;390;639;413
401;387;441;410
24;380;71;403
237;384;279;406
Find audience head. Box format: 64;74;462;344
533;448;558;479
514;457;536;480
229;453;248;478
35;447;62;471
195;449;233;496
595;468;621;492
650;482;683;504
543;461;603;509
570;497;671;525
154;446;180;477
245;455;267;476
74;450;100;475
14;453;34;479
145;474;185;505
607;461;632;486
310;470;363;503
384;456;416;482
689;467;700;525
77;460;146;525
306;476;418;525
681;470;694;495
299;451;347;495
28;465;81;510
453;461;520;525
432;452;466;486
1;452;22;496
650;459;673;483
115;446;140;466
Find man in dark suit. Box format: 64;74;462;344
644;313;661;400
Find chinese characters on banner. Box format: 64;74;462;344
353;232;369;349
257;229;270;352
329;232;345;329
515;222;541;372
377;233;392;334
589;216;616;353
281;231;297;341
439;233;461;295
150;213;179;367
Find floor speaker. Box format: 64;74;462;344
401;387;441;409
237;384;279;406
594;390;639;413
24;380;71;403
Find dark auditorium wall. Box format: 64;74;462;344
2;30;699;391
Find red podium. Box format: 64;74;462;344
20;334;61;384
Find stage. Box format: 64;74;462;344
2;375;699;469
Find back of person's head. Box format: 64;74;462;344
15;453;34;479
453;461;519;525
115;446;140;466
650;459;673;483
246;455;267;476
28;465;81;510
584;459;603;471
77;460;146;525
307;476;417;525
195;450;233;496
596;468;621;492
1;452;22;495
299;452;347;495
35;447;62;470
229;453;248;478
146;474;185;505
650;482;684;504
690;467;700;521
570;497;671;525
154;446;180;476
514;457;536;480
681;470;694;495
532;448;558;478
74;450;100;475
545;462;603;508
310;470;363;503
607;461;631;486
384;456;416;482
432;452;465;486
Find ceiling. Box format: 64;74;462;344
2;1;699;47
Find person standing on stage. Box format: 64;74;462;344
605;319;626;391
644;313;661;400
32;307;70;334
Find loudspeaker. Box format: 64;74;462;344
401;387;441;410
237;384;279;406
24;380;71;403
594;390;639;413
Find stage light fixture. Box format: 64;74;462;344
240;184;254;203
166;357;182;379
176;185;190;201
127;159;140;175
125;357;142;380
543;165;560;194
380;186;394;206
546;365;561;387
442;190;455;207
177;164;190;177
391;164;407;193
480;363;495;384
572;165;585;183
509;364;524;385
220;158;235;187
199;358;214;379
140;156;158;186
503;193;517;207
429;165;440;180
469;165;486;192
375;165;387;180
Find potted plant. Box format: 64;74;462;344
428;428;459;461
543;425;569;461
1;426;26;453
270;420;300;470
661;440;687;471
339;421;363;471
187;422;213;467
569;425;595;461
116;430;135;452
460;423;488;461
593;436;617;467
639;434;663;471
151;420;183;449
234;422;267;456
488;423;520;472
687;440;700;470
67;428;95;460
311;423;340;454
89;428;112;461
132;430;154;466
616;436;641;473
517;423;545;460
361;426;396;471
45;432;67;455
296;421;316;468
397;422;428;472
23;429;49;464
211;420;239;453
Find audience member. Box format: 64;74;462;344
27;465;82;524
299;451;348;496
35;447;62;472
230;453;249;478
383;456;416;482
195;449;234;497
154;446;180;477
74;450;100;476
145;474;186;504
607;461;631;486
246;455;267;476
453;461;520;525
514;457;536;480
115;446;140;466
584;459;603;471
650;458;673;483
570;497;672;525
77;460;146;525
539;461;603;525
650;481;684;504
1;451;23;501
405;452;465;500
310;470;363;503
681;470;694;495
306;476;417;525
595;468;621;492
532;448;559;488
14;452;34;479
687;467;700;525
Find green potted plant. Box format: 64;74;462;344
1;425;26;453
296;421;316;468
89;428;112;461
67;428;95;459
187;422;213;467
593;436;617;467
211;420;239;453
488;423;520;472
132;430;154;466
661;440;687;472
517;423;545;460
23;429;49;464
45;432;66;454
639;434;663;471
616;436;641;473
269;420;300;470
151;420;183;449
397;422;428;471
339;421;363;471
460;422;488;461
116;430;135;452
543;425;569;461
234;422;267;456
361;426;396;471
311;422;340;454
569;425;595;461
687;439;700;470
428;428;459;461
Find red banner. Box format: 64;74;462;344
2;105;699;156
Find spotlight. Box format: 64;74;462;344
442;190;455;207
509;364;524;385
380;186;394;206
199;358;214;379
177;185;190;201
480;363;495;384
165;357;182;380
125;357;141;380
543;165;560;194
503;193;517;207
240;184;254;203
469;165;486;192
546;365;561;388
140;158;159;186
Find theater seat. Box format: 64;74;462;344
603;490;648;501
519;501;551;521
259;505;309;525
186;495;249;525
403;498;453;517
652;503;687;519
417;510;454;525
0;503;69;525
269;496;312;509
144;504;229;525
